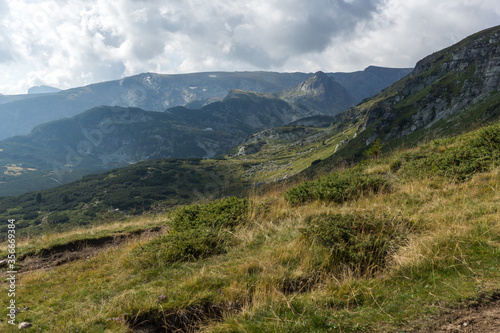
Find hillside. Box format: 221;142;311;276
294;25;500;177
0;119;498;332
0;158;247;239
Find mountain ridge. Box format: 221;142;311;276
0;68;411;140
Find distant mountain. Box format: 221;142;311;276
28;85;62;94
0;90;312;196
0;69;411;141
279;71;355;116
330;66;414;103
0;72;310;141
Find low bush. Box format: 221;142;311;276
402;122;500;181
284;169;388;205
390;159;402;173
133;197;248;266
302;213;413;276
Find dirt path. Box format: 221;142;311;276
14;226;164;273
416;293;500;333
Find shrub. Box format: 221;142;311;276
402;122;500;181
364;138;383;160
302;213;413;276
133;197;248;266
284;169;389;205
171;196;248;231
390;159;402;173
48;212;70;224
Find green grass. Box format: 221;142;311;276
131;197;248;266
1;120;500;332
284;167;389;205
400;121;500;181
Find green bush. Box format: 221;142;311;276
302;213;412;276
403;122;500;181
390;159;402;173
284;169;389;205
133;197;248;265
48;212;70;224
171;196;248;231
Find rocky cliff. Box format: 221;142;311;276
355;25;500;146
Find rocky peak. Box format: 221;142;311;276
297;71;333;95
358;25;500;145
405;25;500;96
279;71;355;116
27;85;61;95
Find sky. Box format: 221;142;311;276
0;0;498;95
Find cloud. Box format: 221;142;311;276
0;1;14;63
0;0;498;94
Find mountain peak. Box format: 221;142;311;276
298;71;333;92
279;71;355;116
313;70;328;77
27;85;61;95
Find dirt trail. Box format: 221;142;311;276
14;226;164;272
416;293;500;333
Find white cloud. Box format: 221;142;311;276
0;0;498;94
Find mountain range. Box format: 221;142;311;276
0;67;410;141
0;26;499;199
0;67;411;196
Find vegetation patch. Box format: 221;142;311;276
301;213;414;276
284;168;389;205
132;197;248;266
126;302;242;333
401;122;500;181
0;158;246;239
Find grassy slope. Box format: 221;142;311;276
0;158;248;240
224;119;362;184
1;122;499;332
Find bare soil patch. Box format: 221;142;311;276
127;302;243;333
415;292;500;333
15;226;164;272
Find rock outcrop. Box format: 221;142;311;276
358;25;500;143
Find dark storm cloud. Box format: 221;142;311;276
226;0;384;67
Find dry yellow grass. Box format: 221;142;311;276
1;155;499;331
